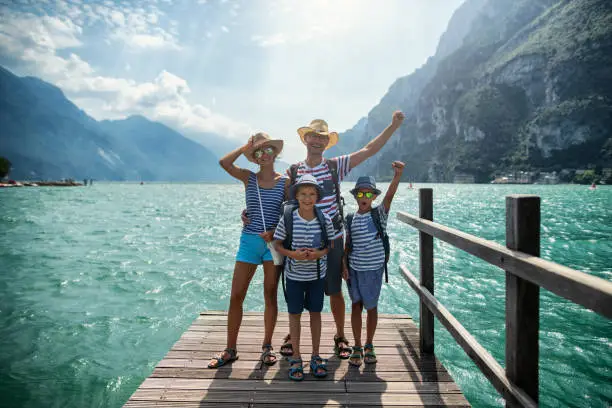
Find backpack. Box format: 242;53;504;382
288;159;345;231
345;208;390;283
280;204;330;301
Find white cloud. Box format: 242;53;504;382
251;33;286;47
0;7;250;141
221;26;229;33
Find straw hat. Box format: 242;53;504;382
244;132;284;163
297;119;338;150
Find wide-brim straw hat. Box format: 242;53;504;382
297;119;338;150
244;132;284;163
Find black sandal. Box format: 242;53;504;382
334;335;351;360
280;334;293;357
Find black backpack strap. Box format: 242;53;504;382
314;207;329;249
326;159;345;224
371;207;390;283
345;213;354;271
289;164;299;186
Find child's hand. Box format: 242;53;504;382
392;161;405;176
309;248;326;260
391;111;405;127
292;248;310;261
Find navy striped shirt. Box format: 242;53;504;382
289;156;351;239
273;209;335;281
244;172;287;235
347;205;388;272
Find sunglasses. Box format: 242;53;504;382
253;146;275;159
356;191;375;199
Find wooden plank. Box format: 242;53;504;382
164;348;428;360
170;344;423;356
129;388;254;402
139;378;346;392
400;265;535;408
396;211;612;319
125;403;249;408
418;188;434;354
347;393;469;406
345;381;461;393
505;195;540;406
156;359;262;370
173;338;421;348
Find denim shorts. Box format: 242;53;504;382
236;232;273;265
348;267;384;310
285;277;325;314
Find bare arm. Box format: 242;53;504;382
382;161;405;212
349;111;405;170
219;138;253;185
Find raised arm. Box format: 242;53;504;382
382;161;405;212
219;137;253;185
349;111;405;170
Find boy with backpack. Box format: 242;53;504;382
273;174;335;381
343;161;405;367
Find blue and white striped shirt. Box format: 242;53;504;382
244;172;287;235
289;156;351;239
273;209;335;281
347;205;388;272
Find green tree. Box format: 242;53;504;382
0;157;11;179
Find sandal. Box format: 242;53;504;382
280;334;293;357
260;344;277;366
207;347;239;369
333;335;351;359
310;355;328;378
348;346;363;367
288;358;304;381
364;343;377;364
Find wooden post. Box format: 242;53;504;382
505;195;540;406
419;188;434;354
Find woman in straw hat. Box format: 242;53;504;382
208;132;289;369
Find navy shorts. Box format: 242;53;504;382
348;267;384;310
285;277;325;314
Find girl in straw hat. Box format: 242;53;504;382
208;132;289;369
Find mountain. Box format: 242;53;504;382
335;0;612;182
0;66;228;181
99;116;227;181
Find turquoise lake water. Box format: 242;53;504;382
0;183;610;408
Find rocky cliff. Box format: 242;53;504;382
337;0;611;182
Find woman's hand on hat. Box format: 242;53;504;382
242;135;255;152
392;161;405;176
391;111;405;127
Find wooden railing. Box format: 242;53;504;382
397;189;612;408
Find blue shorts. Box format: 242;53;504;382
285;278;325;314
348;267;384;310
236;232;273;265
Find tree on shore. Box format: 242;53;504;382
0;157;11;179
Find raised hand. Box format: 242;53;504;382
391;110;405;127
242;135;255;152
392;160;405;176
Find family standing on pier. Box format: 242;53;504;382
211;111;406;381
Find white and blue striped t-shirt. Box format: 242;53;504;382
273;209;335;281
347;205;389;272
244;172;287;235
289;156;351;239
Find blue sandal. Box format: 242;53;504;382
288;358;304;381
310;355;328;378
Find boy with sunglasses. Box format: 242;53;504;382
342;161;405;367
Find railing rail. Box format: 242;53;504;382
397;189;612;407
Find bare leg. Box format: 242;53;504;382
288;312;303;379
330;292;346;338
208;261;257;368
351;302;363;347
262;261;280;364
349;302;364;366
365;306;378;345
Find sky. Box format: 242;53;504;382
0;0;465;162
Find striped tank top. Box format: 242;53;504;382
244;172;287;235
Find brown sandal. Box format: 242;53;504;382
334;335;351;359
280;334;293;357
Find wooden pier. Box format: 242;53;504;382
124;311;470;407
